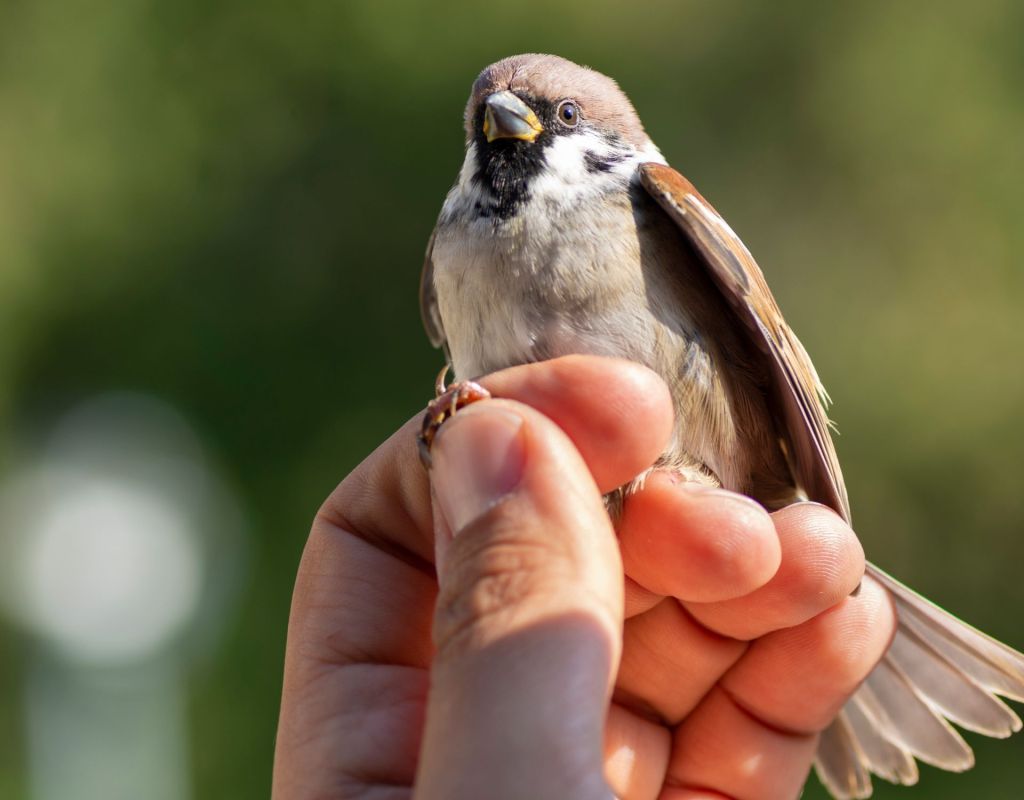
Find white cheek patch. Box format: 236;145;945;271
542;134;599;183
440;142;490;223
456;142;479;193
530;131;634;206
441;132;669;223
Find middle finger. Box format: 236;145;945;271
615;490;865;728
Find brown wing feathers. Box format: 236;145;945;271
639;162;851;522
638;161;1024;799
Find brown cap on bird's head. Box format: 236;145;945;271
464;54;650;148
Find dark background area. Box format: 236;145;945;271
1;1;1022;797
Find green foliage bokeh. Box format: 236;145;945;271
1;1;1022;797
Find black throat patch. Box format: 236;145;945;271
470;95;560;221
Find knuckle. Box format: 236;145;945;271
433;509;572;657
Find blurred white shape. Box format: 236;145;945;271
1;391;245;667
0;391;247;800
23;476;202;666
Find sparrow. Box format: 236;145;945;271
417;53;1024;798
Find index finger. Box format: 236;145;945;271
319;354;673;566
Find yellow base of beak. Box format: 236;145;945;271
483;91;543;143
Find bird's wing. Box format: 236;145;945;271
420;228;450;357
639;162;850;522
642;162;1024;800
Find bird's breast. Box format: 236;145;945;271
431;191;666;379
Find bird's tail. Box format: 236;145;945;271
814;562;1024;799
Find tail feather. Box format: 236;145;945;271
897;607;1024;702
886;622;1021;736
862;658;974;769
871;564;1024;701
814;562;1024;799
815;710;873;800
845;697;918;785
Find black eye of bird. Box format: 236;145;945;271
557;100;579;127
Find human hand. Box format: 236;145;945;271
272;356;896;800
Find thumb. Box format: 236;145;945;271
414;400;623;800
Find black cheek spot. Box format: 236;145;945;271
584;150;627;174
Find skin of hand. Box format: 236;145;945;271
272;356;896;800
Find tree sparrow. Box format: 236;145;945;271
418;53;1024;798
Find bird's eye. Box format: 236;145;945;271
557;100;579;127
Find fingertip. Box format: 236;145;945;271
686;502;867;640
537;356;675;485
430;403;527;536
481;355;674;492
620;474;781;603
557;355;674;449
770;503;865;611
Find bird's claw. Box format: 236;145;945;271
418;371;491;468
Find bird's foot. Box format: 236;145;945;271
418;365;491;468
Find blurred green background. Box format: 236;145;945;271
1;0;1022;797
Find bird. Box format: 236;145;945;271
417;53;1024;798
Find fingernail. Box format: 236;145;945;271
430;406;526;533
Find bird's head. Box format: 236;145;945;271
449;54;664;222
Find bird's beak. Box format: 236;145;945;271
483;91;544;143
